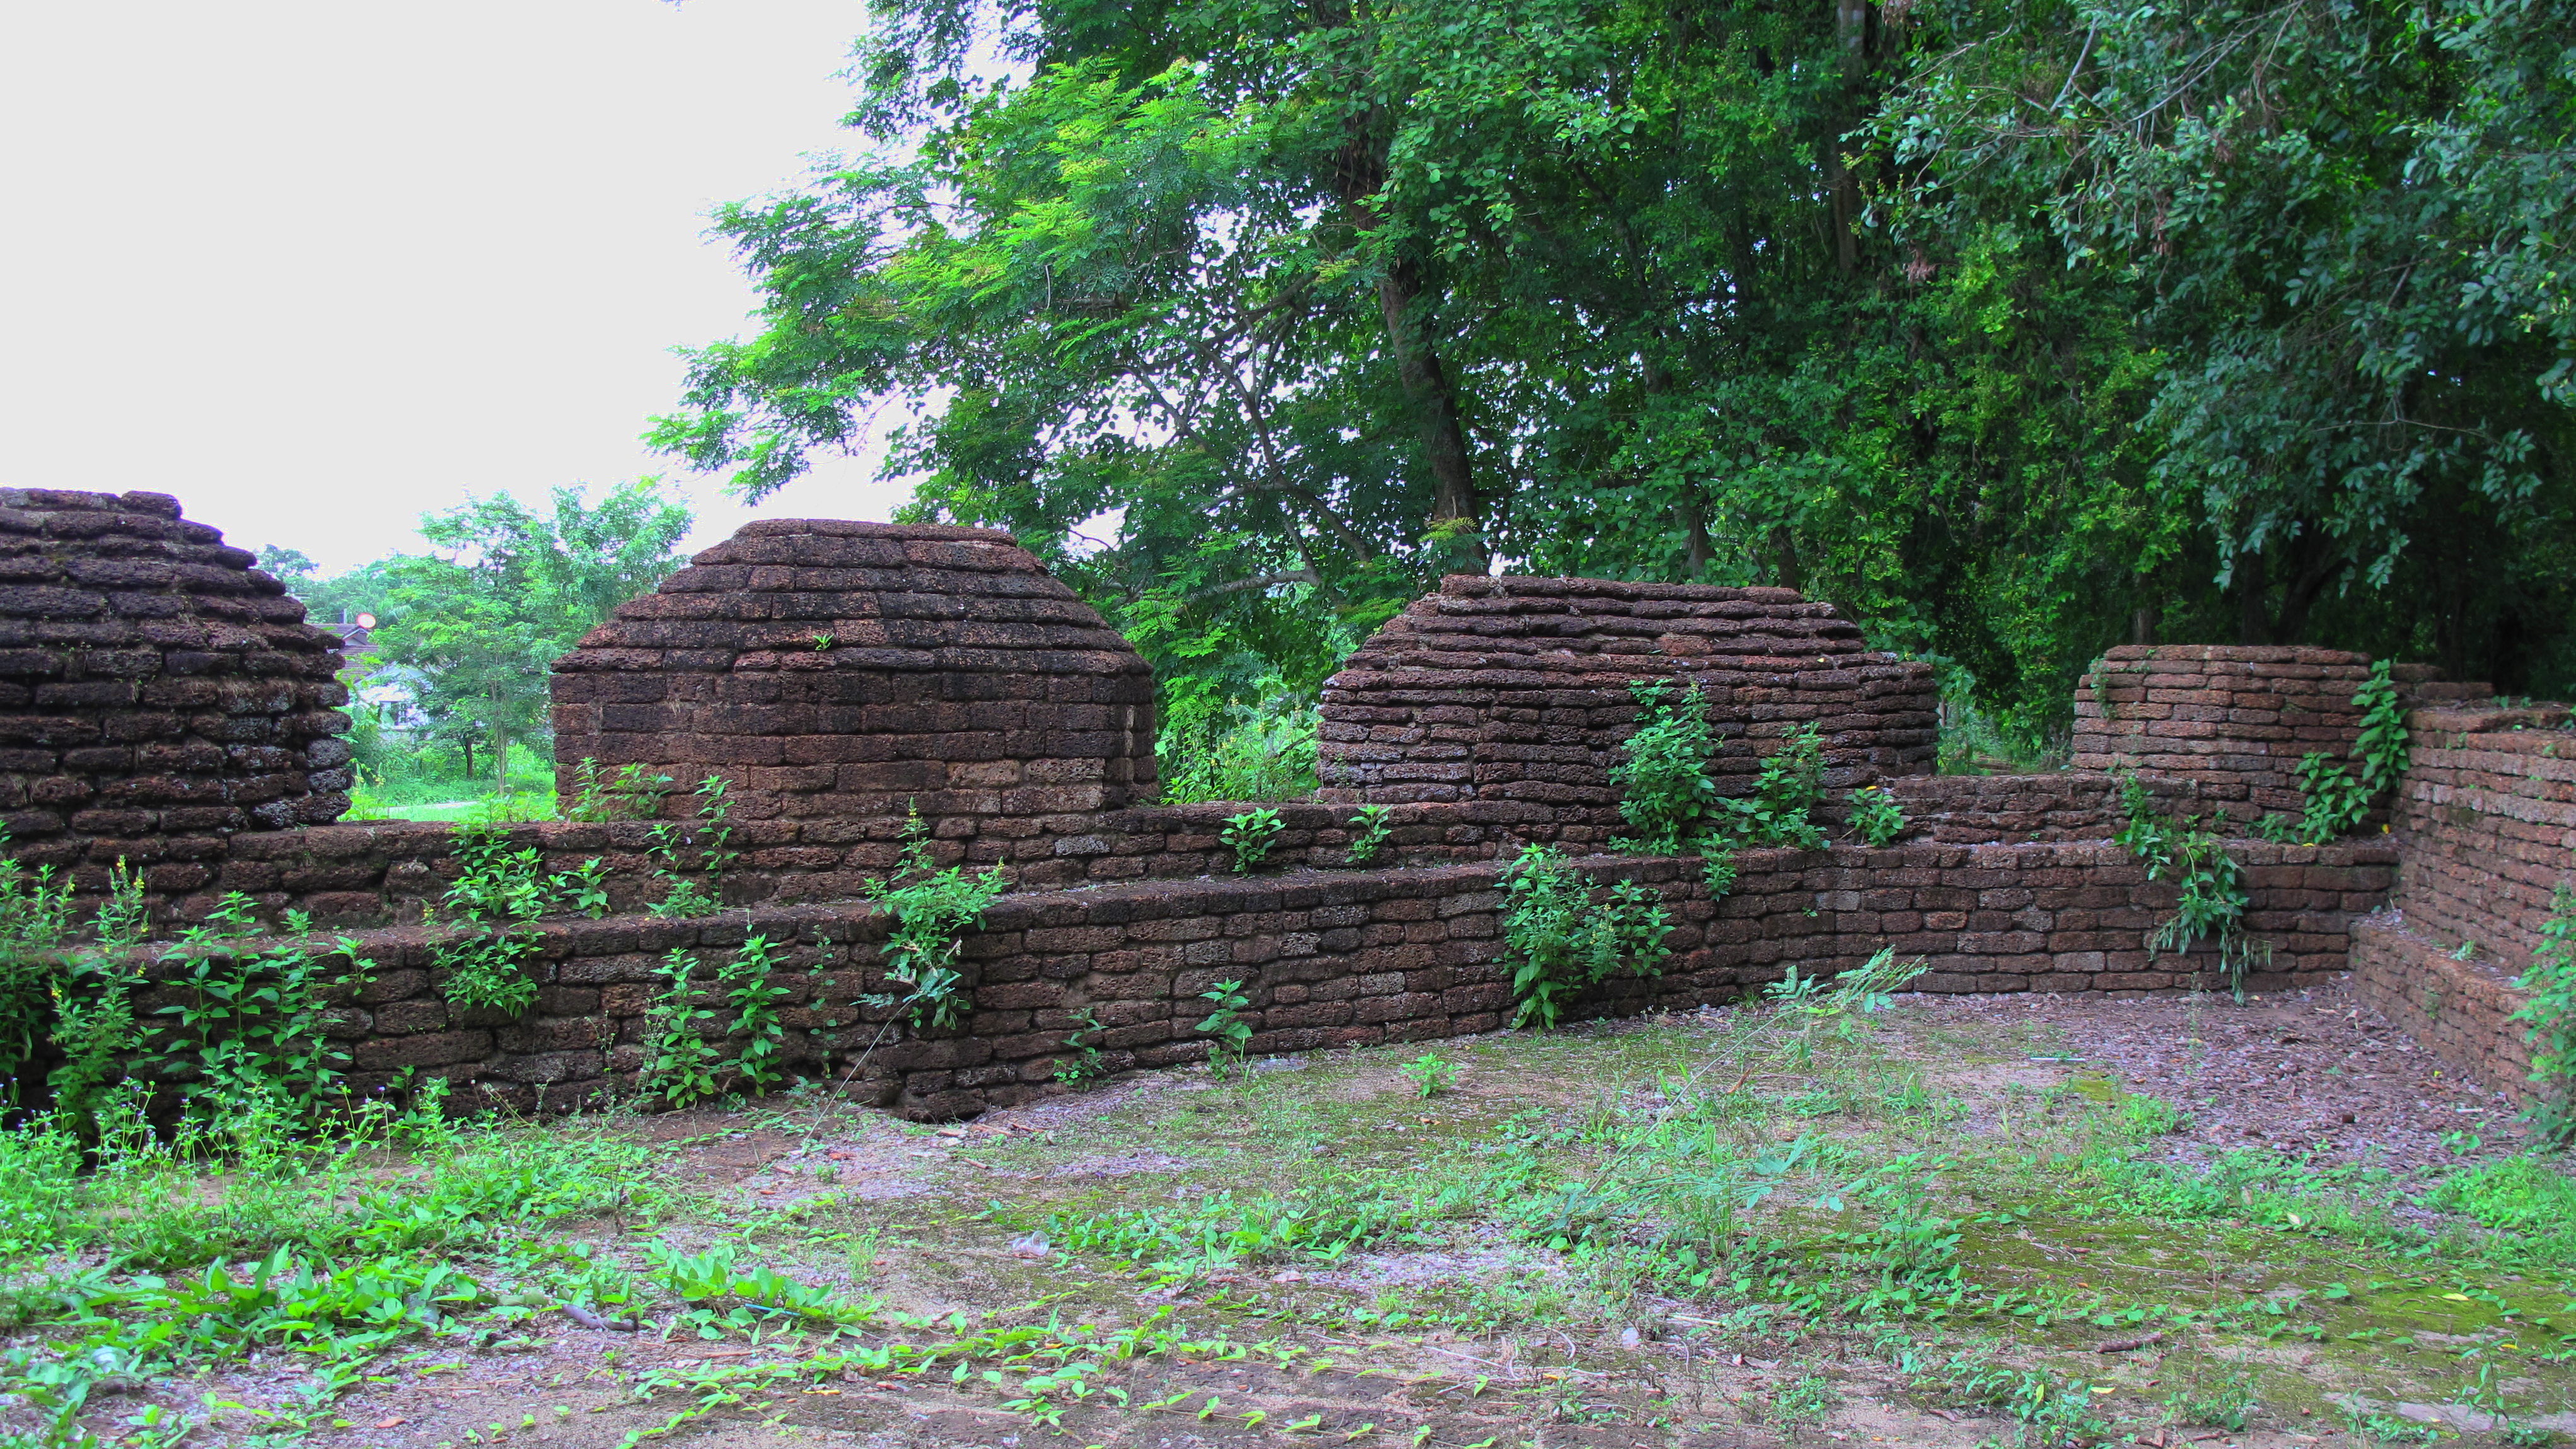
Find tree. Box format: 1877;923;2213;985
363;481;693;791
654;0;2575;743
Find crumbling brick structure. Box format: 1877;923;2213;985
1317;576;1939;823
2352;702;2576;1099
550;520;1156;865
0;489;350;871
17;497;2555;1121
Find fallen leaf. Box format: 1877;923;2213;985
373;1418;407;1429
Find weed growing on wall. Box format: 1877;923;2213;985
1845;786;1908;847
859;808;1005;1032
1220;808;1284;871
153;895;378;1124
2508;871;2576;1141
562;757;673;822
1343;804;1394;865
1497;844;1673;1029
647;776;740;917
2115;776;2270;1001
1611;681;1726;853
645;948;724;1108
719;935;792;1096
1195;979;1254;1078
1054;1007;1106;1085
1719;723;1829;849
2294;661;2410;840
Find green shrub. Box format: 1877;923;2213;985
860;808;1006;1032
1845;785;1907;847
1221;807;1284;871
1611;681;1724;853
1161;695;1318;803
2511;875;2576;1141
1498;844;1673;1029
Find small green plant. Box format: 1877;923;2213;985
646;775;738;917
1221;808;1284;872
1700;846;1739;898
2162;1364;2256;1430
1611;680;1724;853
1399;1052;1454;1098
1344;805;1395;866
1715;722;1828;849
2115;774;2270;1001
1844;785;1906;847
2297;749;2371;841
1054;1007;1106;1085
563;758;673;822
2292;660;2410;839
718;935;792;1095
431;825;593;1015
2510;870;2576;1141
153;896;377;1124
859;806;1006;1032
1497;844;1673;1030
644;948;723;1108
2249;811;2301;843
1770;1372;1840;1429
2454;937;2478;960
1195;979;1254;1078
811;631;836;650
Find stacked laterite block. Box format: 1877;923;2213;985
550;521;1156;883
132;838;2394;1120
2071;645;2382;823
0;489;351;880
1317;576;1939;825
2351;703;2576;1100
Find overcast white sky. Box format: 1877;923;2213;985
0;0;913;574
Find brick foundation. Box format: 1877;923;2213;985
2350;913;2538;1100
142;840;2395;1120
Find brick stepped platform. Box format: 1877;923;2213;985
144;840;2396;1119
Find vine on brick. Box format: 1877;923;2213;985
2115;776;2270;1003
2292;661;2410;841
2509;874;2576;1143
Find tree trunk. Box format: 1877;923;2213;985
1332;127;1485;571
1374;259;1482;563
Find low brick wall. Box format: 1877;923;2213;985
2072;645;2378;823
2350;913;2536;1100
151;840;2395;1120
2387;706;2576;971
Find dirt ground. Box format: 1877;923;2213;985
49;982;2576;1449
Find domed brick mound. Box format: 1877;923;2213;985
1318;575;1937;813
0;489;352;861
550;520;1156;862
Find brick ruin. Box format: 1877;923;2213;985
551;518;1156;859
0;504;2556;1117
1318;576;1939;825
0;490;351;876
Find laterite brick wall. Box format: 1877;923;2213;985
1318;576;1938;820
156;840;2395;1120
0;489;351;856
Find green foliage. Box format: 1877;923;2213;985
1219;808;1284;873
1343;805;1395;866
1611;682;1725;854
1497;845;1673;1030
2510;876;2576;1141
647;776;739;918
2423;1155;2576;1231
2164;1366;2258;1431
1054;1007;1106;1085
563;758;673;822
2294;663;2412;840
859;808;1006;1033
1398;1053;1454;1099
153;899;376;1124
2297;752;2374;842
717;936;792;1096
1845;786;1908;848
644;948;723;1109
2115;775;2270;1001
1716;724;1830;851
430;825;566;1016
2250;812;2302;844
1043;1189;1410;1276
344;481;692;791
1194;979;1254;1079
1161;694;1320;804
